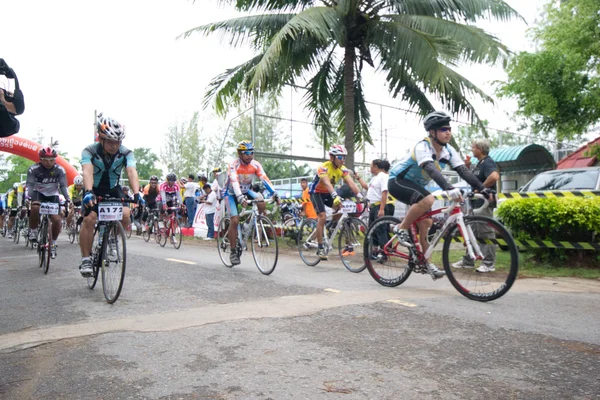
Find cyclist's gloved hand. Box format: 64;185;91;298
445;187;462;201
134;193;145;207
83;191;96;207
480;188;496;203
272;192;280;203
356;192;364;202
236;194;247;206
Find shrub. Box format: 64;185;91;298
497;197;600;266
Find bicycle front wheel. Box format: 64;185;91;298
297;218;321;266
38;219;47;270
14;220;20;244
251;215;278;275
125;222;132;239
142;221;151;242
217;217;234;267
364;216;412;287
101;221;127;303
87;227;100;290
339;217;367;273
442;215;519;302
171;219;182;249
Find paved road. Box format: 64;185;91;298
1;233;599;399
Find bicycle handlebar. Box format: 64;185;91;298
97;196;136;204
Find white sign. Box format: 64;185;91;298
341;200;356;214
98;202;123;221
39;202;59;215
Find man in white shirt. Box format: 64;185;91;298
356;159;394;251
183;174;200;227
199;184;217;239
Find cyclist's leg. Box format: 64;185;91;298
50;199;62;241
80;207;98;257
389;178;433;230
226;195;240;249
310;193;329;245
473;205;496;267
0;208;4;230
28;192;42;239
7;209;16;233
66;202;74;228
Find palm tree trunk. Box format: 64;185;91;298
343;45;356;170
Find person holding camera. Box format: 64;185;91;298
0;59;24;138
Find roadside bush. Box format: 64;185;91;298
497;197;600;266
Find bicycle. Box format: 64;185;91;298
297;199;368;273
85;196;132;304
217;197;278;275
68;206;82;244
158;206;183;249
363;193;519;302
37;202;59;274
11;207;25;244
141;208;163;244
272;200;304;249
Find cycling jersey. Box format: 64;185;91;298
68;184;83;202
226;158;274;197
81;143;136;193
159;182;181;204
309;161;349;194
26;163;70;200
143;184;161;204
389;137;463;187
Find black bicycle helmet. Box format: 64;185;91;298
149;175;159;182
166;173;177;182
423;111;451;131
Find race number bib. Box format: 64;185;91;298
98;202;123;221
39;202;59;215
341;200;356;214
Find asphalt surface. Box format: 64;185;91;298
0;231;599;399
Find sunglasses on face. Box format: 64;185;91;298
241;151;254;156
439;127;452;132
40;158;56;162
335;155;346;160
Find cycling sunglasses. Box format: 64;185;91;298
439;126;452;132
335;155;346;160
241;150;254;156
40;157;56;162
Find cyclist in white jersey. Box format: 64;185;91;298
388;111;493;277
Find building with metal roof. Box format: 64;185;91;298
556;136;600;169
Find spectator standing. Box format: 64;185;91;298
183;174;200;227
200;184;217;239
453;139;500;273
300;178;317;219
356;159;394;249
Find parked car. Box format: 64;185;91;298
519;167;600;192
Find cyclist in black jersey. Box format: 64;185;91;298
26;147;70;258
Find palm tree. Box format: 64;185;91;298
181;0;521;169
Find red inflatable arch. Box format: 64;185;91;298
0;136;79;185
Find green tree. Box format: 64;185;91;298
133;147;163;180
0;155;34;193
497;0;600;140
181;0;520;169
162;112;206;178
452;120;529;156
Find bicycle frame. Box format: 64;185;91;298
383;197;487;265
237;199;274;249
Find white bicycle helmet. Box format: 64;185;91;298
12;182;18;189
96;112;126;141
73;175;83;185
329;144;348;156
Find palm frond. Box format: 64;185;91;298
250;6;342;89
215;0;315;12
203;55;263;115
382;14;510;65
178;14;295;50
386;0;523;23
303;49;337;138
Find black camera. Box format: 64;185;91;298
0;58;24;138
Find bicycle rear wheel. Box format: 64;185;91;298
170;218;182;249
13;220;19;244
364;216;412;287
101;221;126;303
68;221;76;244
14;219;20;244
339;217;367;273
297;218;321;266
217;217;234;267
43;219;51;274
251;215;278;275
442;215;519;302
142;220;151;242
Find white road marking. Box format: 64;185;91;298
387;299;417;308
165;258;197;265
324;288;341;293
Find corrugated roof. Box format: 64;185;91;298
471;144;556;173
556;136;600;169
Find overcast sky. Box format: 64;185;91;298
1;0;551;168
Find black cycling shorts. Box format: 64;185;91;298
310;192;334;214
388;177;431;206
